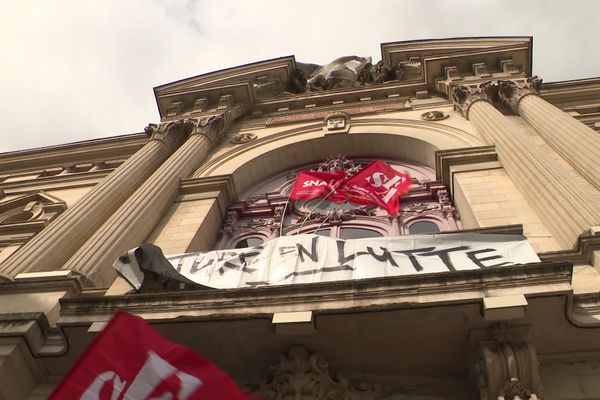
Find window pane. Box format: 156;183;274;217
313;229;331;237
339;227;382;239
235;237;264;248
408;221;440;234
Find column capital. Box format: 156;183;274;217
451;81;497;119
184;114;226;146
498;76;543;113
144;119;190;154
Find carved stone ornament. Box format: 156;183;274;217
255;345;378;400
307;56;374;91
316;155;361;175
144;120;190;153
230;132;257;144
475;324;545;400
186;114;226;145
420;110;448;121
451;81;497;119
324;111;350;132
497;76;543;113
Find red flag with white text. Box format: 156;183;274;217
289;170;347;202
50;311;251;400
339;160;411;215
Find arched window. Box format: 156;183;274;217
216;156;460;249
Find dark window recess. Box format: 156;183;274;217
235;237;264;248
408;221;440;234
339;227;383;239
313;229;332;237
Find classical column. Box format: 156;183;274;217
0;121;190;278
60;113;232;287
453;83;600;248
498;77;600;191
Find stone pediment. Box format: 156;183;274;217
0;191;67;242
153;37;533;120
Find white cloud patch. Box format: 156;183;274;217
1;0;599;152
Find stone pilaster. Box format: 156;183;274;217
0;121;190;278
453;83;600;247
498;77;600;191
60;112;233;287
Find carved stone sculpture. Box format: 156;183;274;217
256;346;378;400
497;76;543;113
307;56;374;91
374;60;398;83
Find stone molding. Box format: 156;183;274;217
57;261;571;324
498;77;543;112
434;146;498;189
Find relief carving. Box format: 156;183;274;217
420;111;448;121
255;345;378;400
324;112;350;132
231;132;257;144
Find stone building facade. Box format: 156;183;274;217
2;37;600;399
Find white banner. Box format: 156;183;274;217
115;233;540;290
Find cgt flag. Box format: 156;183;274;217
50;311;251;400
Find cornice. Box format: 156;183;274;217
57;261;571;325
153;37;534;121
0;133;147;175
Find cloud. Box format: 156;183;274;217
1;0;599;153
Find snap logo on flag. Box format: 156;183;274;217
288;160;411;215
289;170;346;202
50;311;251;400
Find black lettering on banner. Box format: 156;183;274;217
417;245;471;271
391;247;436;272
190;255;214;274
367;246;398;268
278;246;296;256
245;265;354;287
337;240;356;266
217;250;258;275
465;248;512;268
296;236;319;263
173;257;185;273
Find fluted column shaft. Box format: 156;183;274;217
0;123;189;277
60;114;227;286
454;84;600;247
499;79;600;190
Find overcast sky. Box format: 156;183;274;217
1;0;599;153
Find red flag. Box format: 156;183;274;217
340;160;411;215
289;170;346;202
50;311;250;400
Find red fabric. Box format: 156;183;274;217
340;160;411;215
50;311;250;400
289;170;347;202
